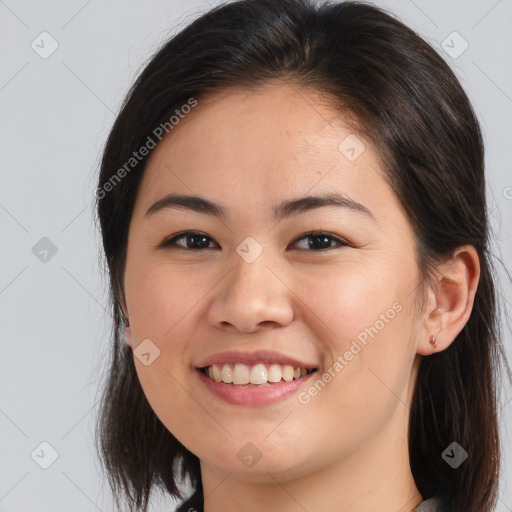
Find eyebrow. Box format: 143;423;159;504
145;192;376;223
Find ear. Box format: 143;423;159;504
417;244;480;356
123;326;133;347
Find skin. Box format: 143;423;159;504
122;82;480;512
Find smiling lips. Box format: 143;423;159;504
195;349;319;404
197;349;318;386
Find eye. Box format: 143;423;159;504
158;231;218;250
157;230;350;251
290;231;350;251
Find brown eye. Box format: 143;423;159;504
290;232;350;251
158;231;218;250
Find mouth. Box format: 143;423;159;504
199;363;318;387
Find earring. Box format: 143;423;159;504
429;335;437;348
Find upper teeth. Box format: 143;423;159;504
204;363;313;385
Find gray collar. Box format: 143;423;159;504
411;496;442;512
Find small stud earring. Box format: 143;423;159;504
429;335;437;348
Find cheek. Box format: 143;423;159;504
124;257;207;340
292;259;403;348
292;260;417;417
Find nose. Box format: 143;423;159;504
207;251;294;334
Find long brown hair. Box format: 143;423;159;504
94;1;512;510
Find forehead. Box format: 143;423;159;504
148;82;359;164
134;82;392;224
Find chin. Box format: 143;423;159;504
197;441;318;483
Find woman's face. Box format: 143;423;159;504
124;82;426;482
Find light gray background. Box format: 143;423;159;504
1;0;511;511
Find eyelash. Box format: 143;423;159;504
158;230;351;252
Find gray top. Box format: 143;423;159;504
174;494;443;512
411;496;442;512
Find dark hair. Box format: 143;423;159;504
94;1;511;511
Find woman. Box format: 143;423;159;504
94;1;511;511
